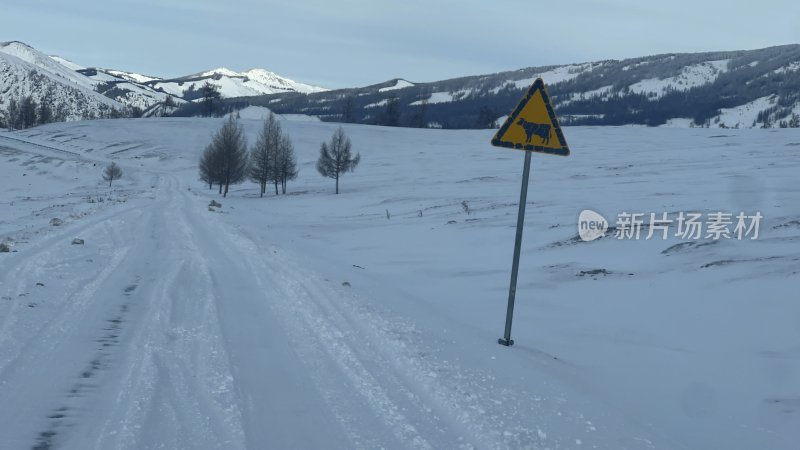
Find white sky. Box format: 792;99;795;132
2;0;798;89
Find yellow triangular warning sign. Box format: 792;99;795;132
491;78;570;156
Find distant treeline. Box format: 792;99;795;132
2;94;134;131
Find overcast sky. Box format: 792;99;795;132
3;0;798;89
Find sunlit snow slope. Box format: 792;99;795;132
0;41;124;121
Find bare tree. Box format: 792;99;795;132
20;96;38;129
248;113;281;197
160;95;177;117
378;96;400;126
278;134;298;194
201;81;221;117
6;98;19;131
102;162;123;187
316;127;360;194
38;88;55;125
341;95;355;123
269;119;283;195
248;113;299;195
408;87;430;128
199;143;224;191
210;115;249;197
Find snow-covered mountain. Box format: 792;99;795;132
14;52;177;114
73;66;327;113
0;41;125;124
102;68;161;84
5;40;798;129
48;55;85;72
146;67;327;100
71;67;179;113
1;41;328;126
234;45;800;129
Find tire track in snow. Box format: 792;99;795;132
0;213;138;449
184;192;454;449
2;175;243;449
216;221;597;449
12;195;160;449
0;224;132;379
90;177;245;450
0;202;148;352
33;279;140;450
227;233;488;449
271;257;611;450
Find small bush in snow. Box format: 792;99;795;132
102;162;123;187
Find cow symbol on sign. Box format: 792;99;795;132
516;118;551;145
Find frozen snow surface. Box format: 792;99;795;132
629;60;729;98
714;95;779;129
48;55;86;72
379;80;416;92
225;106;320;122
1;118;799;449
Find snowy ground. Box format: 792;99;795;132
1;119;799;449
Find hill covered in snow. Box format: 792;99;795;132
5;40;799;130
0;41;328;126
147;67;326;99
218;45;800;129
72;65;327;116
0;41;127;125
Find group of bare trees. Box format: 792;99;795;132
198;113;361;197
249;113;298;197
198;113;299;198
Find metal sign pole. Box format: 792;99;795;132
499;150;532;346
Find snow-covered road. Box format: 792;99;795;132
2;120;798;449
0;166;599;450
0;169;444;449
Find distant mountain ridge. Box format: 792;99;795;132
132;67;326;102
2;41;799;130
76;64;327;115
0;41;328;126
195;45;800;129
